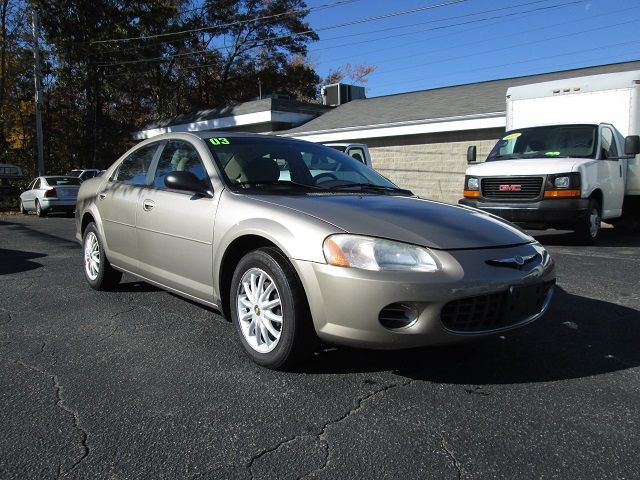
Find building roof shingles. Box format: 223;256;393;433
284;60;640;134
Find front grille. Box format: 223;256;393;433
481;177;543;199
441;282;553;333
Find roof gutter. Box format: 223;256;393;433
280;111;506;142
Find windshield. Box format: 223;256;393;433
45;177;81;186
206;136;409;194
67;170;82;177
487;125;597;161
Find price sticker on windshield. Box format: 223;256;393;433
502;133;522;140
209;137;230;145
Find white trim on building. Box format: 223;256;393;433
280;112;506;142
134;111;317;140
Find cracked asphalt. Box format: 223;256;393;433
1;214;639;479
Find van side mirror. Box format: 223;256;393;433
467;145;477;163
624;135;640;155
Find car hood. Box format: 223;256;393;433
252;194;532;250
466;157;591;176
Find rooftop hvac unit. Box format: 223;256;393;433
322;83;366;106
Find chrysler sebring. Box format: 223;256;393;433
75;132;555;369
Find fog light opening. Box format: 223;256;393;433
379;303;419;330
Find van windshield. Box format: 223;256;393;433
487;125;597;161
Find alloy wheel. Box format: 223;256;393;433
84;231;100;281
236;267;283;353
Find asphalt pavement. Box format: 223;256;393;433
1;214;639;479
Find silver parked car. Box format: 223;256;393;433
75;132;555;369
20;176;81;217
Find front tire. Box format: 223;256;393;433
35;200;46;217
574;199;601;245
230;247;315;369
82;222;122;290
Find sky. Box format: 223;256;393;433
302;0;640;98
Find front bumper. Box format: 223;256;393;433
459;198;588;226
292;242;555;349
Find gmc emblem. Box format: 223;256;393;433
499;184;522;191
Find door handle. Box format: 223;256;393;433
98;193;106;200
142;199;155;211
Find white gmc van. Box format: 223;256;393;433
460;70;640;244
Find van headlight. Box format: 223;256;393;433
467;177;479;190
323;235;439;272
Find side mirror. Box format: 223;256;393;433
165;171;212;197
624;135;640;155
467;145;477;164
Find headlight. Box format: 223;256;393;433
466;176;479;190
546;172;580;190
544;172;581;198
323;235;439;272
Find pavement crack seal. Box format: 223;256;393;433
0;307;13;326
464;385;491;396
15;360;90;476
246;379;413;479
98;306;137;342
437;432;463;480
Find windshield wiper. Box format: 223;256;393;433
327;182;413;195
237;180;322;190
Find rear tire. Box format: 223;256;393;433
82;222;122;290
35;200;46;217
230;247;315;369
574;199;601;245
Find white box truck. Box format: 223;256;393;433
459;70;640;243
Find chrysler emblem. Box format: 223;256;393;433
486;253;538;269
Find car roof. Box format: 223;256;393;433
146;131;310;145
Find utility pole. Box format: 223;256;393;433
31;9;44;176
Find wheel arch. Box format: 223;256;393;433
81;212;96;237
218;235;280;320
589;188;603;211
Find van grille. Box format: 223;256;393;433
481;177;543;199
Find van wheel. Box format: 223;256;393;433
230;247;315;369
574;199;601;245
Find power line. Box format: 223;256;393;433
92;0;556;59
99;0;593;76
313;0;559;47
371;40;640;93
312;0;586;61
94;0;469;67
369;16;640;79
90;0;365;44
